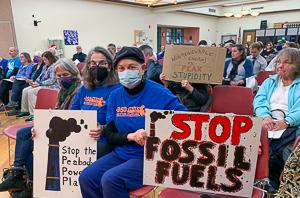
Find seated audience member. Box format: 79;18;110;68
247;42;268;75
224;42;233;59
0;47;21;106
0;56;8;80
79;47;186;198
138;44;162;84
107;43;117;58
5;53;34;116
254;48;300;192
0;58;81;197
275;143;300;197
198;40;207;46
223;44;253;86
16;51;59;121
265;42;298;71
157;45;165;60
211;43;217;47
72;45;87;63
116;45;123;52
261;42;276;64
160;73;209;112
71;46;120;158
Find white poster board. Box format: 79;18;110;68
33;110;97;198
143;109;262;197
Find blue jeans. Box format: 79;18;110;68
14;126;33;180
79;151;143;198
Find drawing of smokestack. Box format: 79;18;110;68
149;111;166;137
45;117;81;191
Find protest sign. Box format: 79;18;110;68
144;109;262;197
33;110;97;198
162;45;226;84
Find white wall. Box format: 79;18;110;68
217;10;300;44
10;0;217;57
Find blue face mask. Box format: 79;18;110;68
118;70;142;89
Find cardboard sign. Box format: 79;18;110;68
33;110;97;198
162;45;226;84
144;109;262;197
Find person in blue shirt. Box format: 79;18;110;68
79;47;186;198
0;56;8;80
71;46;120;158
0;47;21;105
6;52;34;116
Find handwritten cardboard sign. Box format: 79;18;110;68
162;45;226;84
33;110;97;198
144;109;262;197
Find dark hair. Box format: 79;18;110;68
250;42;262;50
138;44;153;56
83;46;119;89
285;42;298;49
42;51;57;65
107;43;116;48
20;52;32;63
198;40;207;46
232;44;246;60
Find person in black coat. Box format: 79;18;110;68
72;46;87;63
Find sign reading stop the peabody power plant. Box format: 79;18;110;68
33;110;97;198
162;45;226;84
143;109;262;197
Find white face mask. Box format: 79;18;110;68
118;70;142;89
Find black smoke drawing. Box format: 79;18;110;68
150;111;167;137
45;117;81;191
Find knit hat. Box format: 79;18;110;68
113;46;145;68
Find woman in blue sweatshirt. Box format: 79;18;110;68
79;47;186;198
71;46;120;158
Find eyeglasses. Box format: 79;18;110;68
88;60;108;68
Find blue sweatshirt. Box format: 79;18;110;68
15;63;34;79
71;84;121;141
106;80;187;160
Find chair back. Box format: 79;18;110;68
211;85;254;115
35;88;59;109
77;62;86;76
256;71;276;86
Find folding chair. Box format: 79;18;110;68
256;71;276;86
3;88;59;164
129;185;157;198
210;85;254;115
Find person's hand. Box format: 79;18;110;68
9;76;15;80
31;82;40;88
273;120;288;131
181;80;194;93
262;117;276;131
230;81;239;86
127;129;147;146
89;124;104;140
159;73;169;87
0;66;2;69
31;127;36;139
25;79;32;83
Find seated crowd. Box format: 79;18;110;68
0;40;299;198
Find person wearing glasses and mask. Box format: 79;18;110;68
79;47;186;198
254;48;300;193
71;46;120;158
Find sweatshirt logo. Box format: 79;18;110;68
116;105;145;117
83;97;105;107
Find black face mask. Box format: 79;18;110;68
91;66;108;82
